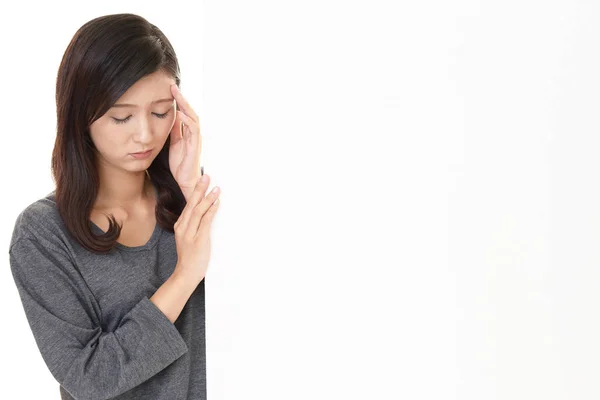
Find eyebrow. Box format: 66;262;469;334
111;98;173;108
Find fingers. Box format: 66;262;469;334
175;175;210;232
195;197;220;239
188;185;220;237
177;110;200;141
176;109;196;127
171;85;199;123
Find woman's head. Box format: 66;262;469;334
52;13;188;254
89;70;176;174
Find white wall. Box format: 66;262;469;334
0;0;590;398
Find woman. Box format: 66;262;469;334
8;13;220;400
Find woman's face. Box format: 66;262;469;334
89;70;177;172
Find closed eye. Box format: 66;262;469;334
112;110;171;125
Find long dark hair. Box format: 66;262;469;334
52;13;186;254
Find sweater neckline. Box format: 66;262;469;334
90;219;162;252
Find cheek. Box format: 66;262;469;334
89;127;126;155
162;115;177;136
168;108;177;129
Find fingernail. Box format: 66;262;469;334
201;175;208;183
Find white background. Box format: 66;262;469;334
0;0;590;398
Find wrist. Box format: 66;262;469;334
171;266;203;289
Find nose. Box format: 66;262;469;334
132;115;153;144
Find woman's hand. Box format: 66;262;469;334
169;84;203;203
173;174;220;284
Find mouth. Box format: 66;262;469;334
130;149;154;159
131;149;153;155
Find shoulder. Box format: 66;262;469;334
10;190;66;250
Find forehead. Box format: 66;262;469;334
113;71;176;107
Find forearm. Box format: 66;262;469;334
150;268;201;324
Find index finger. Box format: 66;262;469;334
178;174;210;229
171;84;199;123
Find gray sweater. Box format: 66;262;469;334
8;191;206;399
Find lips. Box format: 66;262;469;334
130;149;154;159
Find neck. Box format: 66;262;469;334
94;168;154;212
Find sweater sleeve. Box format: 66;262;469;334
8;236;189;400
